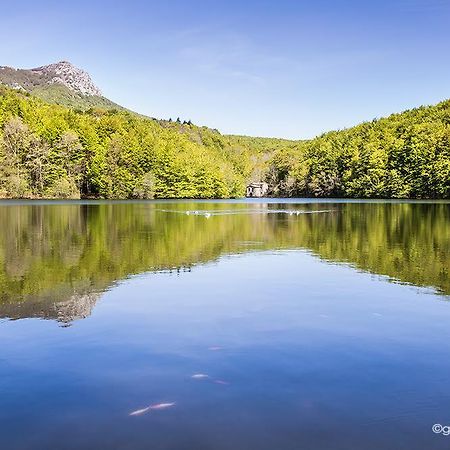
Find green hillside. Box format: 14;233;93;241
31;84;123;111
0;64;122;111
268;100;450;198
0;87;266;199
0;84;448;199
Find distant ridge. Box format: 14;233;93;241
0;61;121;110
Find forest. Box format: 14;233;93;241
0;86;449;199
268;100;450;198
0;86;275;199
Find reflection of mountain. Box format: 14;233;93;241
0;201;448;322
0;290;101;324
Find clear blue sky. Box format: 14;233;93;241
1;0;449;139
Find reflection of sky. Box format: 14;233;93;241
1;251;449;449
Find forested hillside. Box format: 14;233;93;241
0;87;270;199
0;61;122;111
268;100;450;198
0;84;449;199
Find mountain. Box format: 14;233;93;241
0;61;122;110
0;60;448;200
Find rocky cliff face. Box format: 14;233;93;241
30;61;102;96
0;60;101;96
0;60;122;110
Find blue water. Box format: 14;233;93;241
0;201;449;449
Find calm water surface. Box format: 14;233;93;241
0;200;449;450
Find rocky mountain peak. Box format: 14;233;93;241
31;60;102;96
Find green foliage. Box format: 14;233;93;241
31;84;123;111
1;85;448;199
133;172;156;199
269;102;450;199
0;87;256;199
44;176;80;199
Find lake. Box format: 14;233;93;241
0;199;449;450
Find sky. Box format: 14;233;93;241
1;0;449;139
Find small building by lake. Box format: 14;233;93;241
246;182;269;198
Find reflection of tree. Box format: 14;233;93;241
0;202;448;321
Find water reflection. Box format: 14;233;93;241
0;200;448;322
1;201;450;450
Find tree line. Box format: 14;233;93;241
268;100;450;198
1;86;449;199
0;87;262;199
